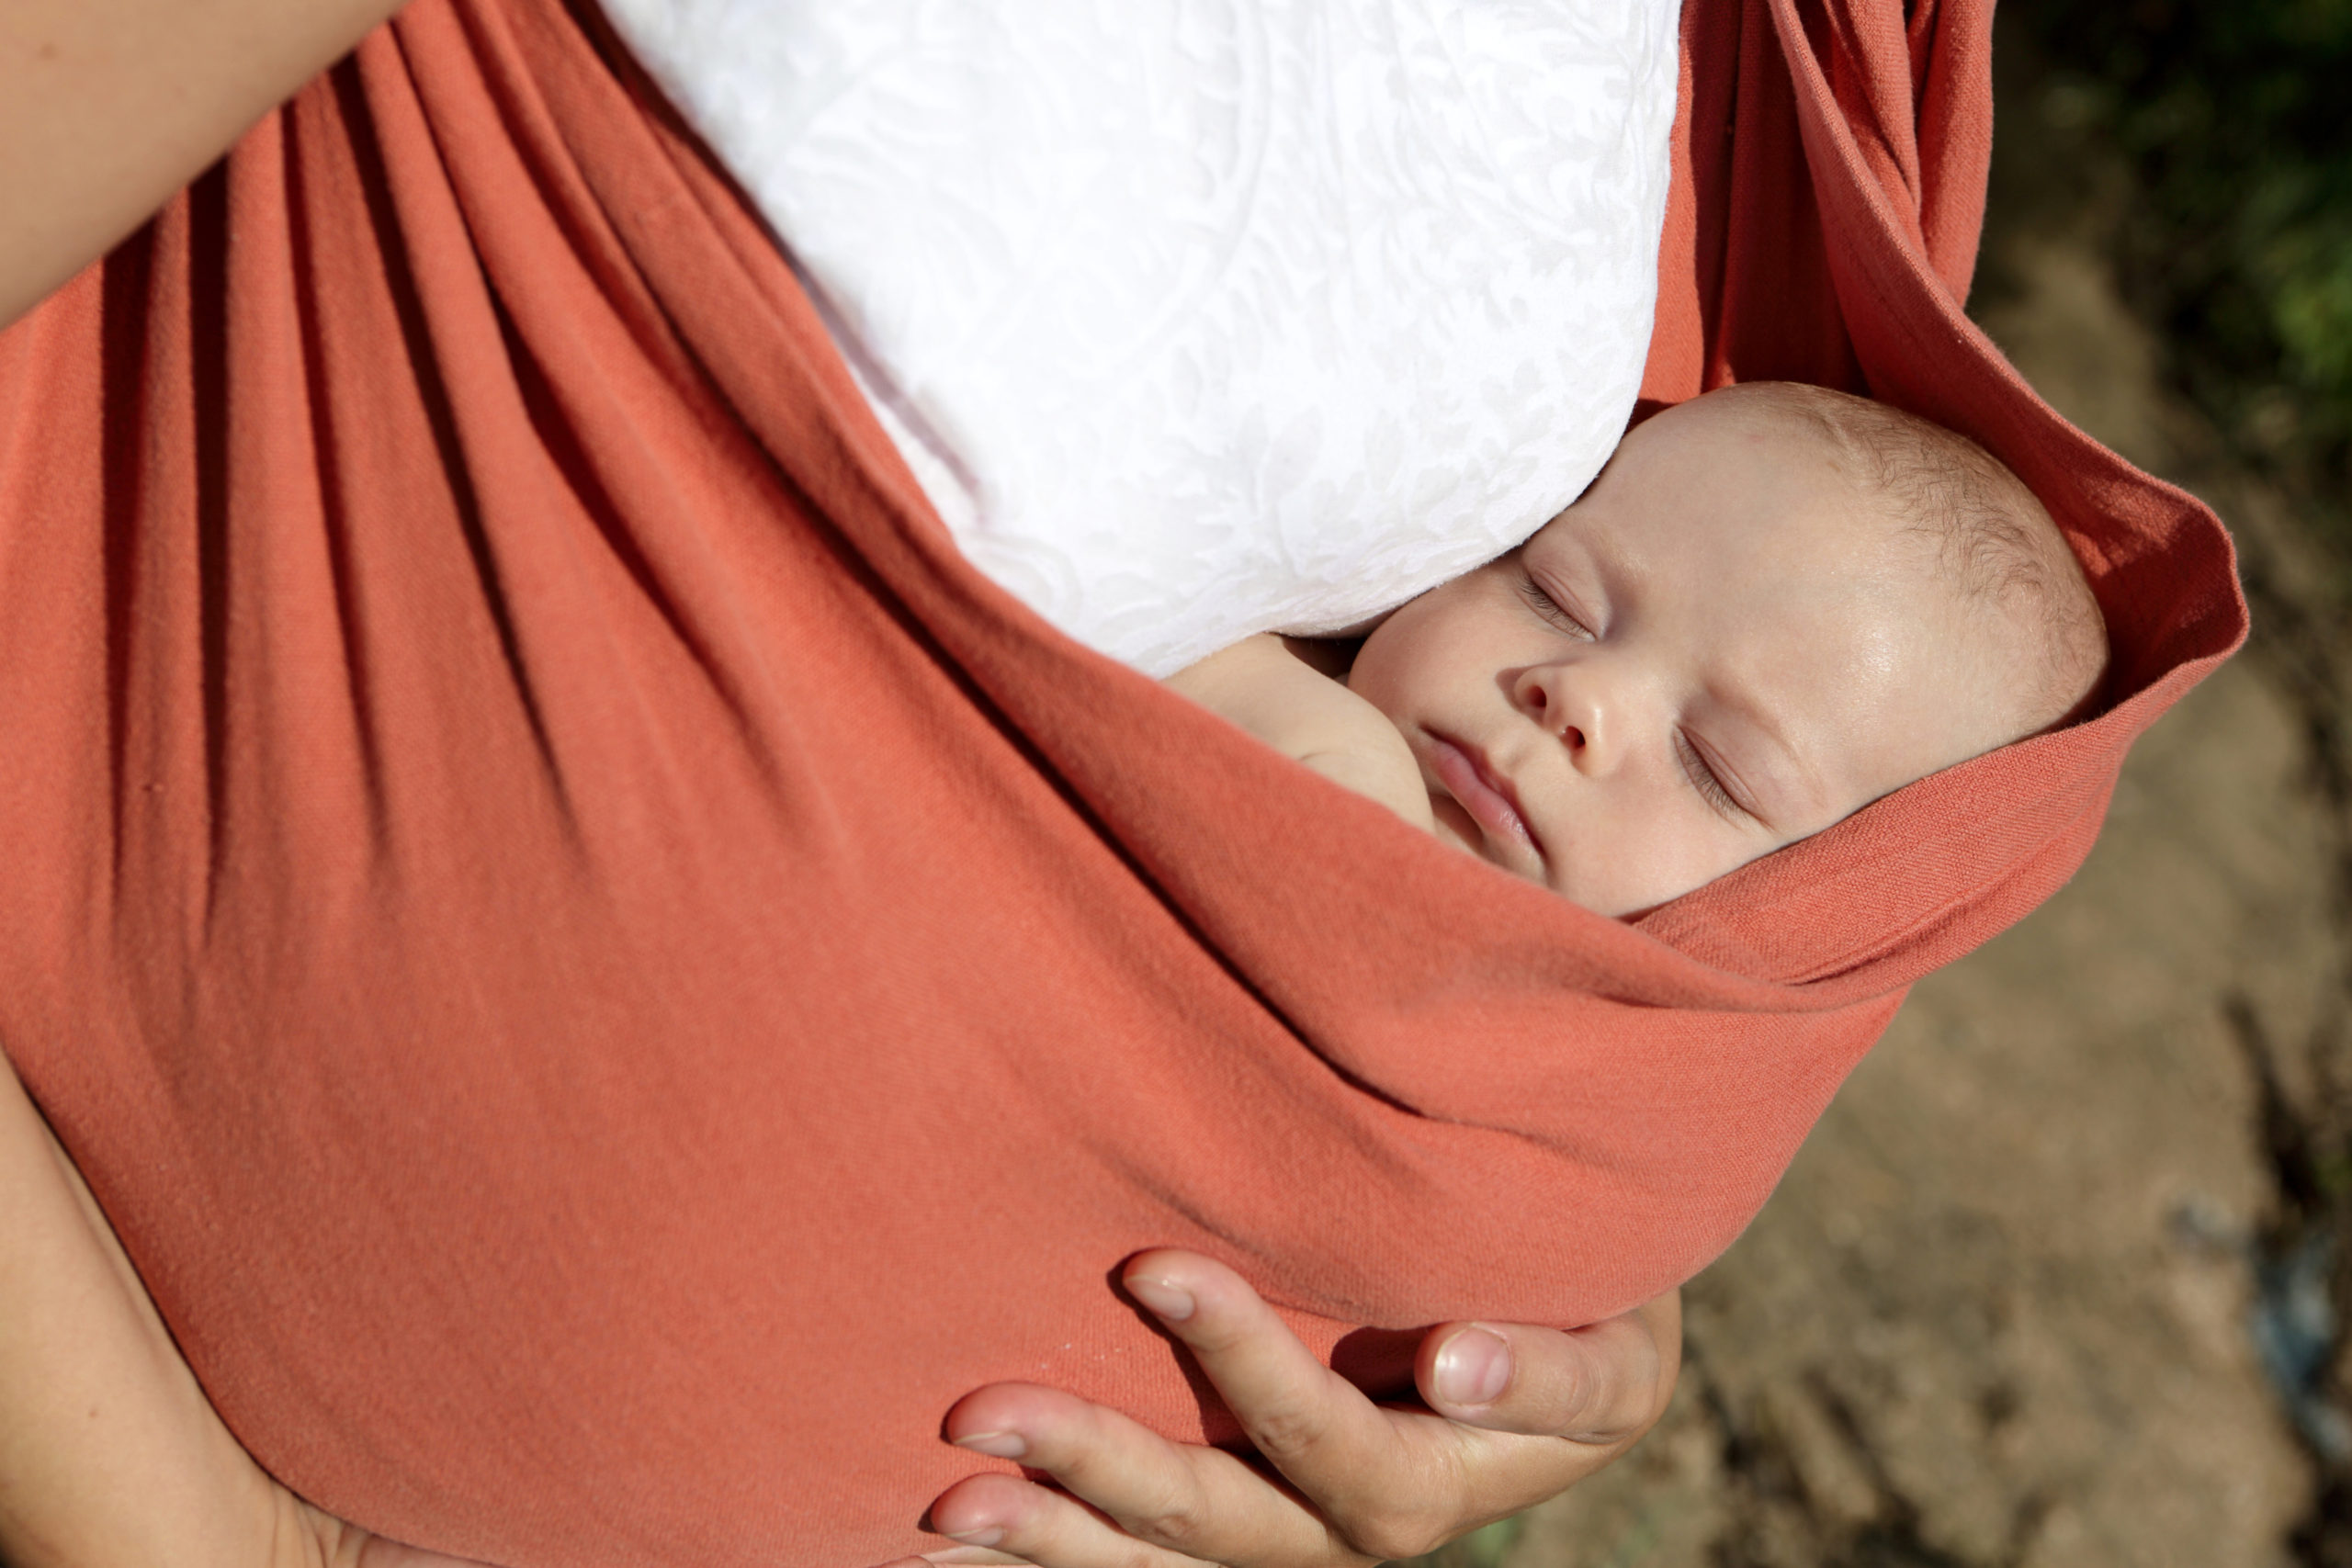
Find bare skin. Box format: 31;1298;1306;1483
0;4;1679;1559
910;1256;1679;1568
0;0;410;329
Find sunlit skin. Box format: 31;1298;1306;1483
1347;393;2044;917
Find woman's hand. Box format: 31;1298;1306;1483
906;1251;1680;1568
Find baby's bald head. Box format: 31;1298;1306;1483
1710;381;2109;740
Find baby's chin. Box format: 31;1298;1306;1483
1429;792;1548;890
1429;792;1607;910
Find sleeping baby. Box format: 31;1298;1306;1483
1168;382;2109;914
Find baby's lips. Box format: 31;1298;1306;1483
1428;735;1539;860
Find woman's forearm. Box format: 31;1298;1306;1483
0;1048;284;1568
1;0;409;329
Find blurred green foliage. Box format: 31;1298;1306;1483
2018;0;2352;479
1391;1516;1524;1568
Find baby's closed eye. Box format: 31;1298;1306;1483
1517;578;1595;639
1672;729;1750;822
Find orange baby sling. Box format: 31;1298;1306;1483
0;0;2240;1561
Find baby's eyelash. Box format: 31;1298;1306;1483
1518;578;1593;637
1676;731;1747;822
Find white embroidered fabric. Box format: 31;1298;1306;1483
599;0;1681;676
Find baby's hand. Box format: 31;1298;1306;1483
1290;707;1436;833
1167;636;1434;834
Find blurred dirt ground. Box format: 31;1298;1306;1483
1447;27;2352;1568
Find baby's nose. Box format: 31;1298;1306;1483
1518;664;1588;739
1515;661;1619;770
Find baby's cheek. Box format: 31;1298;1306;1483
1587;817;1754;916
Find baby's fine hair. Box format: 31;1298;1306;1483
1722;381;2109;729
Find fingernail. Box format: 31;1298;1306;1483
1434;1325;1512;1406
1125;1273;1196;1322
943;1526;1005;1548
953;1429;1027;1460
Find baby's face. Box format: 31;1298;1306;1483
1350;394;2035;916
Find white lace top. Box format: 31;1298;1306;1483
600;0;1681;675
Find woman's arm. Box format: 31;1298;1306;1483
0;0;408;328
0;1045;287;1568
915;1252;1681;1568
0;1047;481;1568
